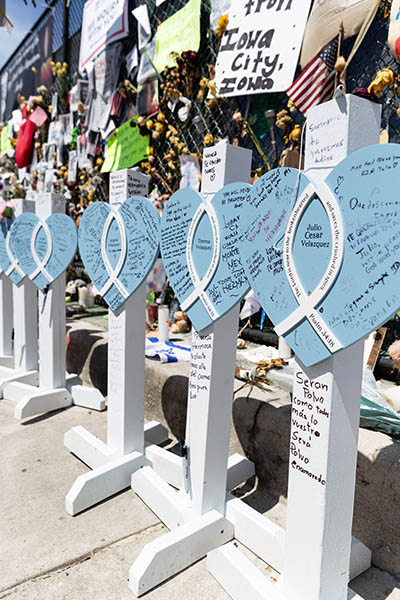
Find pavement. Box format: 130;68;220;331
1;317;400;598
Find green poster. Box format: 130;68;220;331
101;118;149;173
0;124;12;155
154;0;201;72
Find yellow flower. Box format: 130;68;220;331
31;66;37;73
368;68;394;97
204;133;214;146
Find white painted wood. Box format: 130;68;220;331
65;451;147;516
207;95;374;600
36;194;67;391
225;496;285;571
350;537;372;581
65;422;169;472
70;385;106;411
129;510;234;597
4;380;46;402
0;370;38;398
131;466;188;530
64;179;168;513
15;387;72;419
107;281;146;455
144;445;184;490
64;425;115;469
284;342;365;600
0;274;13;362
208;543;283;600
12;279;38;373
188;304;241;516
11;198;38;376
0;355;14;369
226;454;255;492
209;544;364;600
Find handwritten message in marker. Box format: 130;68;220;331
78;196;160;312
161;182;251;332
215;0;312;96
240;143;400;367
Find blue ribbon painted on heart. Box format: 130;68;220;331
240;143;400;367
78;196;160;312
8;213;78;291
161;183;251;332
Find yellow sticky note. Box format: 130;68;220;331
154;0;201;72
101;118;149;173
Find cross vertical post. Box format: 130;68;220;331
208;94;381;600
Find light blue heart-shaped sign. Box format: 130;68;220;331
9;213;78;291
78;196;160;312
161;183;251;332
0;216;26;284
240;143;400;367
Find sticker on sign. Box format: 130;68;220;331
214;0;312;97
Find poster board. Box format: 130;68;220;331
214;0;312;97
101;118;149;173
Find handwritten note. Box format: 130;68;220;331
161;182;250;332
215;0;312;96
78;196;160;312
9;213;78;291
290;367;331;486
101;119;149;173
188;331;213;402
154;0;201;72
110;169;150;205
240;144;400;367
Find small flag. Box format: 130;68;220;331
286;35;339;116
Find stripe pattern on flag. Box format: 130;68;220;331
287;36;339;116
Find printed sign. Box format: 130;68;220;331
215;0;312;97
79;0;128;72
161;183;250;332
101;118;149;173
78;196;160;312
8;213;78;291
240;143;400;367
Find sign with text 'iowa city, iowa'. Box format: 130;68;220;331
215;0;312;97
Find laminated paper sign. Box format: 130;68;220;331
101;118;149;173
215;0;312;97
79;0;128;72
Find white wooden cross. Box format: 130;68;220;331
0;199;39;396
2;193;105;420
0;271;13;367
64;168;172;516
207;94;381;599
127;143;268;596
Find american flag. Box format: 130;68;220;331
286;36;339;116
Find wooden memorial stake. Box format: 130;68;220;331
128;143;259;596
0;199;39;395
0;275;13;367
2;193;104;419
64;168;169;516
208;95;380;599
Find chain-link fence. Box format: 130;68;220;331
0;0;398;181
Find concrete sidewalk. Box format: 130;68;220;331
1;389;400;599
